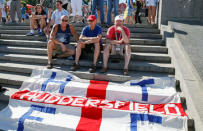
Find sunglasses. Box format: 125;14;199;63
62;19;68;22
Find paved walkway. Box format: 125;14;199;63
169;20;203;82
167;20;203;131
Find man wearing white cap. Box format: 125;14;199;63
101;15;131;75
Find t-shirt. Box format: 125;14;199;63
21;7;26;15
51;9;69;24
106;25;130;43
81;25;102;38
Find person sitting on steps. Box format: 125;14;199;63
47;15;79;69
70;15;102;73
44;0;69;40
101;15;131;75
26;4;47;36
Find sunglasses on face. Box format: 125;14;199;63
62;19;68;22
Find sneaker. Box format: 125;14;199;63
26;32;34;36
123;69;129;76
47;63;53;69
100;67;107;73
89;65;96;73
0;85;6;93
70;63;80;71
38;31;44;36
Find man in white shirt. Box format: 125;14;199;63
44;0;69;39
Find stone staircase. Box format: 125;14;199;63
0;23;175;84
0;22;195;130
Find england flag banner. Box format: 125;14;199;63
0;69;188;131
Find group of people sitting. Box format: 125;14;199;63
46;14;131;76
26;1;69;36
25;1;131;75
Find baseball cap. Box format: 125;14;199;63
115;15;124;21
87;15;97;21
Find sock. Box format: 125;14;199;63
30;30;34;33
39;29;42;32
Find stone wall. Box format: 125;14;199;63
159;0;203;25
200;0;203;23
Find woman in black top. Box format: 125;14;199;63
26;4;47;36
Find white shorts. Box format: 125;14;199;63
146;0;157;7
71;0;82;16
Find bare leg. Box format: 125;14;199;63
147;6;152;24
97;10;100;23
44;26;51;39
57;49;75;58
39;18;46;30
124;16;130;24
0;8;2;22
47;40;56;64
152;6;157;24
103;44;112;68
129;16;134;24
104;5;107;22
124;44;131;70
48;8;52;21
30;18;37;30
75;43;85;64
93;43;100;65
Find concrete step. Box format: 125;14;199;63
0;34;163;43
0;39;165;46
0;31;162;39
0;49;171;63
0;54;174;74
0;26;160;34
0;61;173;84
131;45;168;53
0;22;157;28
0;44;168;54
0;71;29;86
0;46;46;55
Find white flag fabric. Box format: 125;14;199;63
0;69;188;131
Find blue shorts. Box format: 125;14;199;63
22;14;26;19
127;7;133;16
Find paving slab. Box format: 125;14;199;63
166;37;203;131
168;20;203;81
